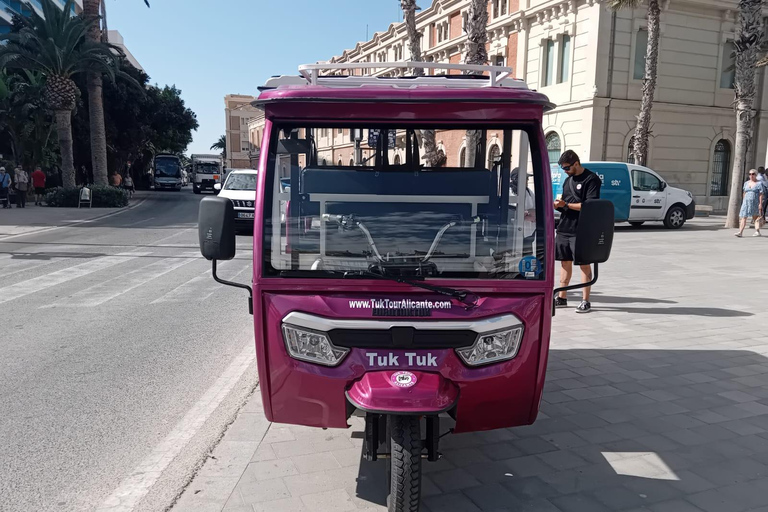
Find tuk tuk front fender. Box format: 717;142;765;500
346;371;459;415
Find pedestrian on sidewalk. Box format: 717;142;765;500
553;150;601;314
735;169;763;237
31;167;46;206
13;166;29;209
123;173;134;198
0;167;10;208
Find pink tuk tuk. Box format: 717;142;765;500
198;62;614;512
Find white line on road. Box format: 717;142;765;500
45;256;198;308
96;343;255;512
0;253;142;305
150;264;251;305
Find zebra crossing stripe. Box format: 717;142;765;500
46;256;198;308
0;253;141;305
150;264;251;304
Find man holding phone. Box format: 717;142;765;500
554;150;601;313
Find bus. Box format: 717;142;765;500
152;154;183;191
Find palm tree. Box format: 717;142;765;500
609;0;661;167
725;0;763;228
82;0;149;186
400;0;445;167
0;0;130;188
463;0;488;167
211;135;227;161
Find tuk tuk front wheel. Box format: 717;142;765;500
388;415;422;512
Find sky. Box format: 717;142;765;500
106;0;406;155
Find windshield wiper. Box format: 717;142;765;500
278;269;478;308
343;269;478;309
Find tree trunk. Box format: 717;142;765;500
463;0;488;167
632;0;660;167
401;0;444;167
54;109;76;188
725;0;762;228
83;0;109;186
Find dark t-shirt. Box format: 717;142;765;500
557;168;601;235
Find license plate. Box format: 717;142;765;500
213;175;220;180
238;212;254;219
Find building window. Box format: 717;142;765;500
337;158;343;166
711;139;731;196
459;147;467;167
488;144;501;168
546;132;562;172
394;154;401;165
493;55;505;67
720;41;736;89
321;159;327;166
543;39;555;87
627;136;636;164
462;12;468;33
634;29;648;80
493;0;500;18
338;128;343;135
558;34;571;84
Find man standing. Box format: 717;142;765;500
13;166;29;208
31;167;46;206
554;150;601;313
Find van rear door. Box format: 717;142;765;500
582;163;632;222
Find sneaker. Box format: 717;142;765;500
554;297;568;308
575;301;592;314
754;231;762;237
735;232;743;238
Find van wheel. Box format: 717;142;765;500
664;205;686;229
388;415;421;512
629;221;644;228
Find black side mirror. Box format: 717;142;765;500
199;196;236;261
574;199;614;265
659;182;667;191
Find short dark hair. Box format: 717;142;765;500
558;150;580;166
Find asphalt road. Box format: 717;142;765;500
0;190;256;512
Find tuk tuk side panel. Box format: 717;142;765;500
529;128;556;425
258;292;547;431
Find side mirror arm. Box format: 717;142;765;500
212;259;253;315
552;263;599;316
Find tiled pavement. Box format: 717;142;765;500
173;218;768;512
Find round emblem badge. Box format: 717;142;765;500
576;183;582;190
391;371;418;388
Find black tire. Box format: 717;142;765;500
664;205;686;229
193;185;200;195
629;221;644;228
388;415;421;512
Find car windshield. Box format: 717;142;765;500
224;173;257;191
155;157;180;177
196;163;219;174
263;124;546;280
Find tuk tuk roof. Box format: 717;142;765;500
254;62;555;116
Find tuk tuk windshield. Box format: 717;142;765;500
264;125;546;280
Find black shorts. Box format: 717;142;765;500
555;233;577;262
35;187;45;195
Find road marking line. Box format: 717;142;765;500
150;265;250;304
96;344;255;512
46;256;197;308
0;197;149;242
0;253;142;305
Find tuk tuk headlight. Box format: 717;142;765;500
456;326;524;366
282;324;349;366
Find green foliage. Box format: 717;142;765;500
0;0;130;85
44;185;129;208
71;60;198;187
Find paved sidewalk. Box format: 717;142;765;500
173;217;768;512
0;192;148;239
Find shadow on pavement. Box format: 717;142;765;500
350;348;768;511
590;294;677;305
595;306;752;317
